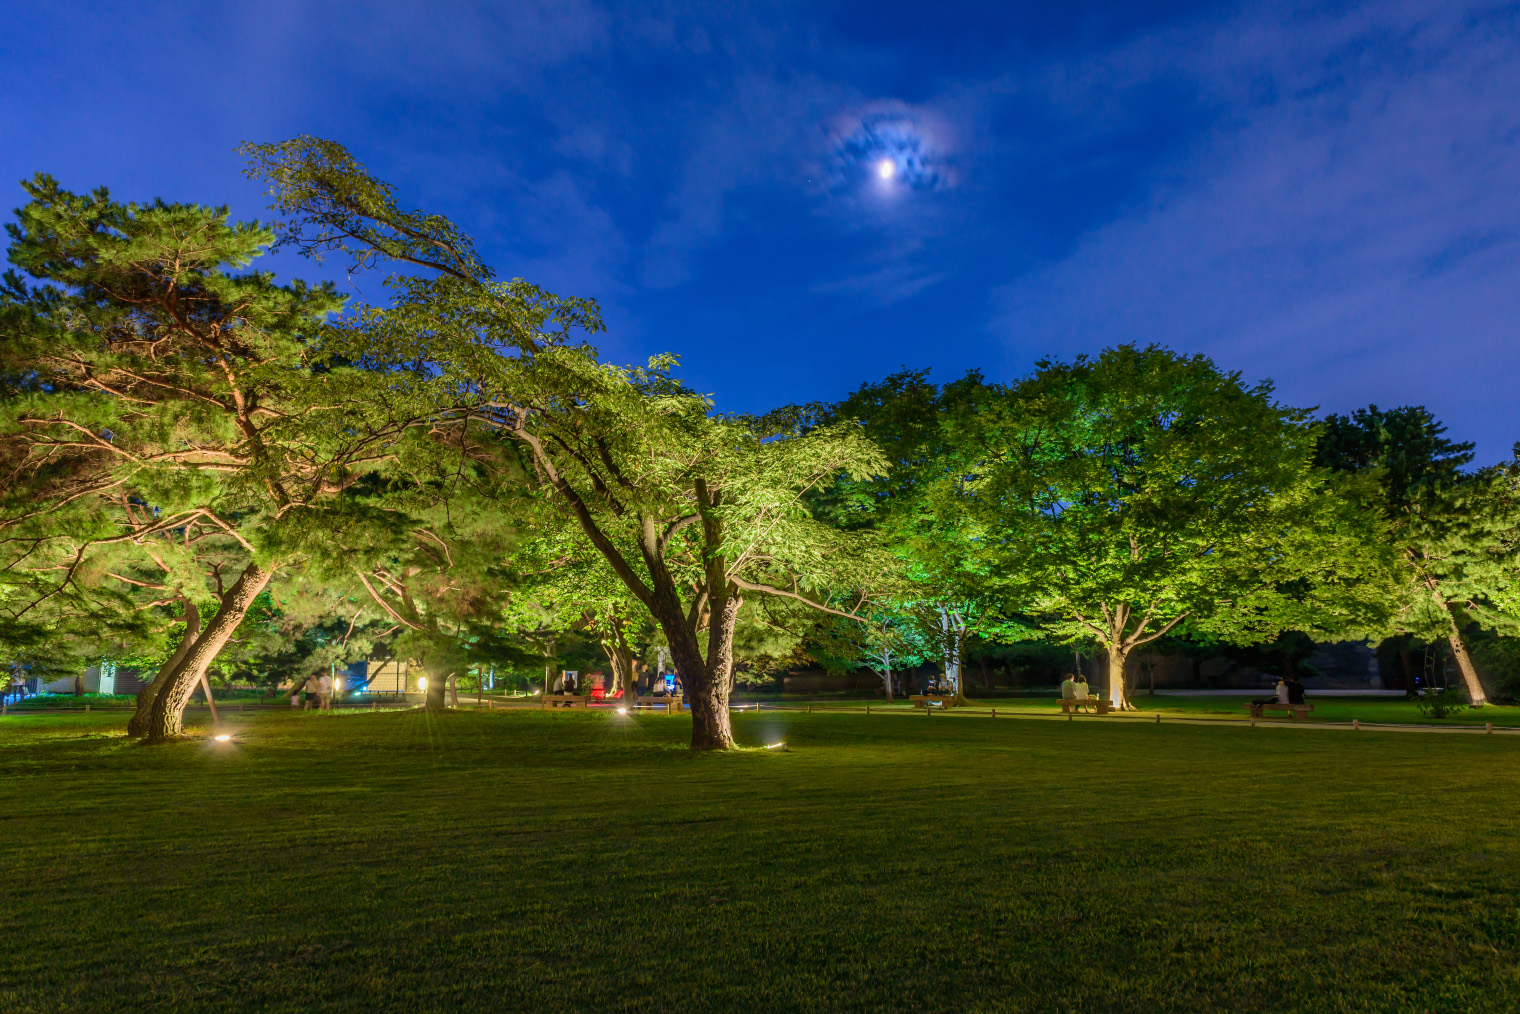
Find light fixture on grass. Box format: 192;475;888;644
767;742;788;752
417;677;429;692
214;734;231;743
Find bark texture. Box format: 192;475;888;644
1446;631;1488;706
423;669;450;712
128;596;201;738
146;563;274;743
1106;645;1132;710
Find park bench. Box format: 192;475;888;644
1246;701;1313;720
632;695;683;714
1059;697;1113;715
910;695;956;709
541;694;592;711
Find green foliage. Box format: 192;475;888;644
1317;403;1520;703
243;138;894;744
1415;684;1468;719
224;586;397;689
0;171;496;696
952;345;1397;700
1470;635;1520;703
1316;405;1474;508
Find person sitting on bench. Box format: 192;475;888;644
1060;674;1078;702
1253;679;1289;708
1074;675;1093;710
1285;676;1306;705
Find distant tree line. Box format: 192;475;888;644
3;138;1517;748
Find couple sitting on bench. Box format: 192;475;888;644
1247;675;1312;719
1059;674;1096;711
1254;676;1306;708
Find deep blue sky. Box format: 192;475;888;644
4;1;1519;460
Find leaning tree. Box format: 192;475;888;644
0;174;481;740
243;137;893;749
1317;405;1520;706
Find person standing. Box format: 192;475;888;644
318;671;334;711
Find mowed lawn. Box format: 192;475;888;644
1;708;1518;1013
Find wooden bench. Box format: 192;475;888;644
1059;697;1113;715
1246;701;1313;720
910;695;956;709
632;696;683;714
541;694;592;710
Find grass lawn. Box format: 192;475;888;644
2;708;1518;1012
818;693;1520;728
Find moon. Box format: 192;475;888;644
876;158;896;180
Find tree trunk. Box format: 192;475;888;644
883;663;894;703
655;592;739;751
146;563;274;743
1423;577;1486;705
1106;644;1134;710
448;672;459;708
1446;632;1487;707
198;672;221;726
1424;584;1488;706
1398;648;1417;697
948;633;967;703
423;668;450;712
128;596;200;738
601;616;643;703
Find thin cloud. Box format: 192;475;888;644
991;1;1520;460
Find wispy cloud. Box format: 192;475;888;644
990;1;1520;459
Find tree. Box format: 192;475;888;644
243;137;893;749
959;345;1395;709
818;368;1027;702
811;609;931;700
224;581;398;697
0;174;474;741
1317;405;1519;706
342;499;545;712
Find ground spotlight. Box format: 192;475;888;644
616;707;628;715
416;677;428;692
214;733;231;743
767;742;788;752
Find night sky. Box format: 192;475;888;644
4;1;1518;460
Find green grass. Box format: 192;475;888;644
892;693;1520;727
2;708;1518;1012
